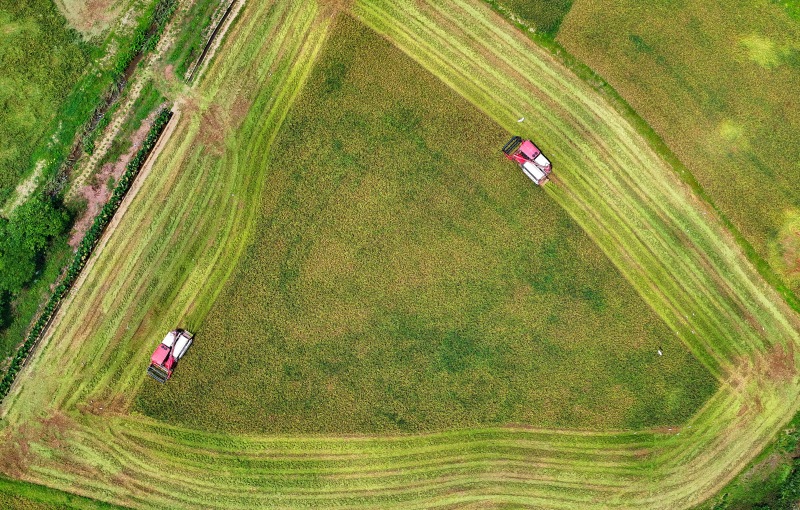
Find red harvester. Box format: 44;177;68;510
147;329;193;383
502;136;552;185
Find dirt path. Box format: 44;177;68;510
0;161;44;218
68;110;159;247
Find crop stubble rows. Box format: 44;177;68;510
0;0;798;508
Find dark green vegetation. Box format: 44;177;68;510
699;411;800;510
0;0;91;199
0;198;68;296
488;0;573;36
0;109;172;401
137;16;715;434
165;0;227;79
0;0;177;363
0;196;69;340
557;0;800;295
0;476;124;509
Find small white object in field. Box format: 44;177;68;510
657;348;663;356
517;117;525;122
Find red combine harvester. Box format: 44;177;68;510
147;329;193;383
502;136;552;185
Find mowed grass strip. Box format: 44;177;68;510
557;0;800;295
136;15;715;435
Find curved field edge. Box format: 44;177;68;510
0;0;797;509
349;0;800;503
136;14;716;435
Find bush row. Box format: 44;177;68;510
0;109;173;401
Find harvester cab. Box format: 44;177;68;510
147;329;193;383
502;136;552;185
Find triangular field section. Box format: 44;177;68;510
136;16;716;434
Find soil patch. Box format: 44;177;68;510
68;111;157;248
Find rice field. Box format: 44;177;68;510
0;0;798;508
136;16;714;435
0;0;92;201
557;0;800;295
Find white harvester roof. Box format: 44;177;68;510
172;331;193;360
522;161;547;183
162;331;177;347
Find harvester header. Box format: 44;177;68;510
502;136;552;185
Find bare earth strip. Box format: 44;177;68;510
0;0;798;509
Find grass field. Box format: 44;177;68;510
557;0;800;295
0;476;123;510
0;0;799;508
136;16;714;434
0;0;93;201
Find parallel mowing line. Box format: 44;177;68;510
353;0;800;506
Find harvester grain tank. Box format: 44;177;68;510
502;136;552;185
147;329;193;383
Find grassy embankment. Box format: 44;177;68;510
557;0;800;295
484;0;573;37
0;0;174;362
0;476;125;510
1;0;799;508
137;16;714;434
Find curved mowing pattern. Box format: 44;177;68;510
0;0;798;508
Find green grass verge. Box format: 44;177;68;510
485;0;574;37
99;80;167;170
164;0;226;79
697;410;800;509
0;476;126;510
136;15;715;435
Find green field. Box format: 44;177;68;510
557;0;800;295
490;0;574;36
0;0;799;508
137;17;714;434
0;476;124;510
0;0;92;201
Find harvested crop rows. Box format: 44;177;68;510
1;0;798;508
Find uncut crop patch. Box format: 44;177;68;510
0;0;798;509
137;15;714;435
557;0;800;294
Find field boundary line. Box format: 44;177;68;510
189;0;246;85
